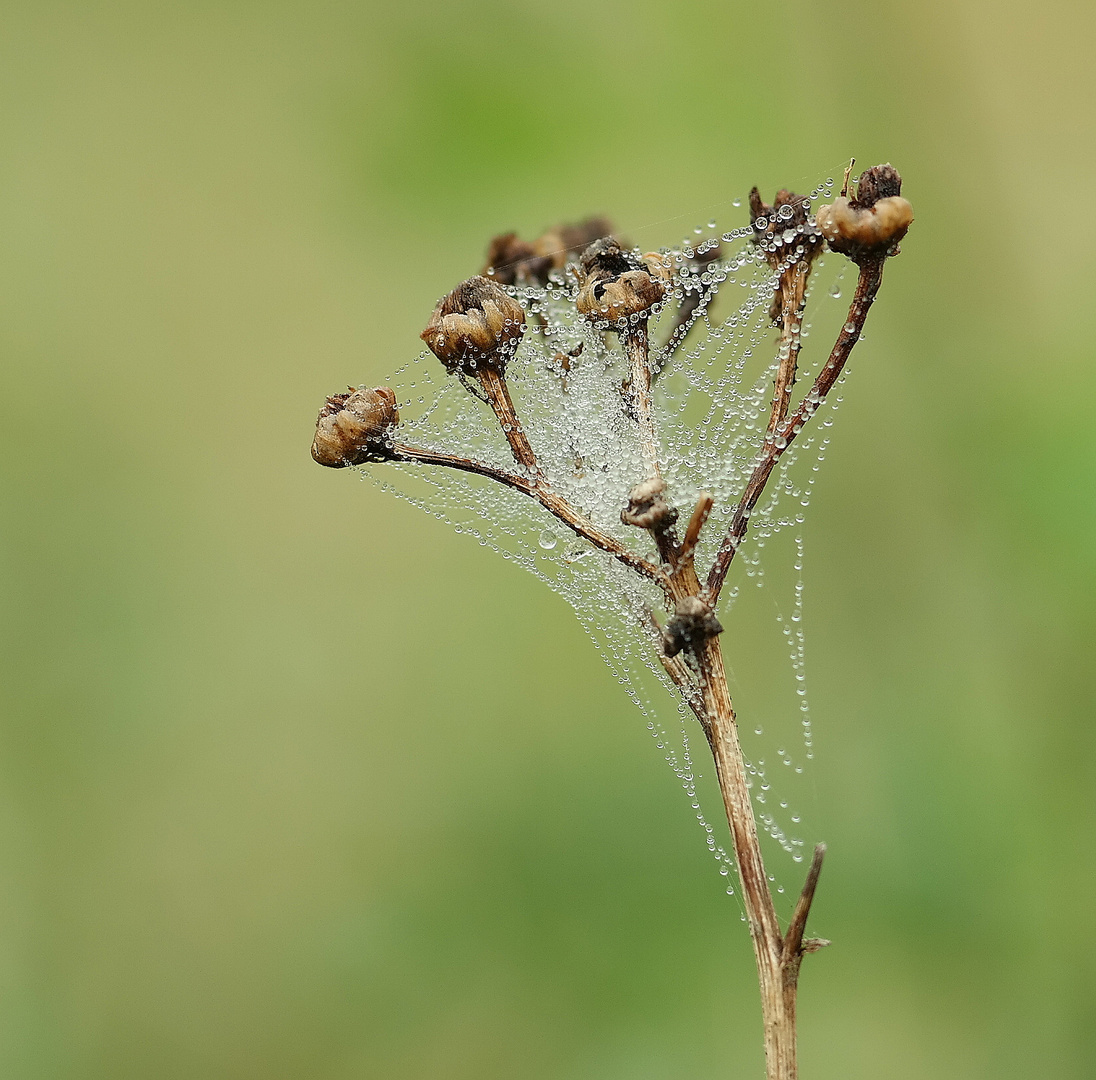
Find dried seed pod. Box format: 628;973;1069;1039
484;217;615;286
420;275;526;376
574;238;672;324
748;187;824;323
662;596;724;658
816;164;913;261
536;217;616;270
311;386;399;468
482;232;552;287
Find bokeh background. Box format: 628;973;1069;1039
2;1;1094;1077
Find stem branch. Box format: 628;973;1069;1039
622;322;661;481
391;443;670;590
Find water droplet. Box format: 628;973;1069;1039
538;530;557;550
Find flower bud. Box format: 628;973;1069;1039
311;386;399;468
420;275;526;376
574;238;672;324
815;164;913;260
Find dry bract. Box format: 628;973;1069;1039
311;386;399;468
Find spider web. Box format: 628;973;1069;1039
358;173;862;905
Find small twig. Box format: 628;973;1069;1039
782;843;827;966
476;366;541;475
679;491;713;565
766;273;808;433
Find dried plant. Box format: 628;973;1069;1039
310;162;913;1079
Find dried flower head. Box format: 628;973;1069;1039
574;237;672;324
311;386;399;468
816;164;913;261
749;187;824;323
420;275;526;375
482;233;552;287
484;217;615;287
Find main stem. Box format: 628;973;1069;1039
626;320;823;1079
697;635;820;1080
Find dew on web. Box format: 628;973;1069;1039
351;183;861;903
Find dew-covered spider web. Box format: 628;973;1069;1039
358;173;864;911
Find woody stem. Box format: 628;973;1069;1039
767;260;813;432
621;322;661;482
684;633;827;1080
476;365;540;476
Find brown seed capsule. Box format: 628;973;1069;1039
483;217;615;287
748;187;824;323
420;275;526;376
311;386;399;468
574;238;672;324
537;216;616;270
815;164;913;261
482;233;552;287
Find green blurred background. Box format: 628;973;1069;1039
2;1;1094;1077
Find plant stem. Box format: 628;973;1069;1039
621;322;661;481
695;633;826;1080
476;366;541;476
767;261;812;433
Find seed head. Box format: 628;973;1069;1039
311;386;399;468
482;233;552;287
749;188;821;255
484;217;615;287
574;238;672;325
421;275;526;376
815;164;913;261
748;187;824;323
